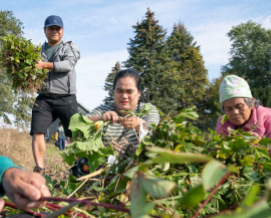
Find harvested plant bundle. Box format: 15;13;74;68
0;34;47;92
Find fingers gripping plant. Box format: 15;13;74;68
3;106;271;217
0;34;47;92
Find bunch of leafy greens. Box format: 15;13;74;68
62;104;151;174
4;106;271;218
0;34;47;92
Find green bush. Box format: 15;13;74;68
0;34;47;92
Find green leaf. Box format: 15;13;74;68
174;106;199;120
221;114;229;124
179;185;205;208
241;184;260;207
146;147;213;164
202;160;228;190
241;156;255;167
130;175;147;218
212;200;271;218
88;151;104;173
61;152;76;166
259;137;271;146
124;166;139;179
255;147;270;159
142;202;156;214
142;176;176;198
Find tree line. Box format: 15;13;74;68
104;9;271;128
1;9;271;128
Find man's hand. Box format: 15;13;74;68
1;168;51;211
36;61;54;70
35;61;45;69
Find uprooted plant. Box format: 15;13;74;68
3;106;271;218
0;34;47;92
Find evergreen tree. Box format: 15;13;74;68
123;8;178;115
0;10;35;127
103;62;121;104
167;23;209;114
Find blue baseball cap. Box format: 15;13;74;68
44;15;63;28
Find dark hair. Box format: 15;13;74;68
113;69;145;112
59;122;62;126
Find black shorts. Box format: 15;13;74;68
30;94;78;137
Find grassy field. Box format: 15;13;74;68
0;127;70;181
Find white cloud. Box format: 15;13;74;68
76;50;129;110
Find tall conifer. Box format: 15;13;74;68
103;62;121;104
123;9;177;114
167;23;209;113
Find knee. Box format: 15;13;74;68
32;133;45;141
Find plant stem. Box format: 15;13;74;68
4;201;46;217
191;172;230;218
41;197;130;214
46;202;88;218
68;178;88;198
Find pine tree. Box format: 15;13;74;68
123;8;177;115
103;62;121;104
167;23;209;113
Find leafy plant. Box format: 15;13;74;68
0;34;47;92
3;106;271;217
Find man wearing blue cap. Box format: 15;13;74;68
31;15;80;174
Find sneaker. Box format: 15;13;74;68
33;166;46;175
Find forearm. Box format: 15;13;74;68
88;116;102;122
54;60;75;72
0;157;22;197
42;62;54;71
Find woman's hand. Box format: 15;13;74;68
1;168;51;211
247;131;261;139
120;115;144;131
102;111;120;123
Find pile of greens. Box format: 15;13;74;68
0;34;47;92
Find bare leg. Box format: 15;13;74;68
32;133;46;168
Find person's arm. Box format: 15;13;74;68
88;115;102;122
35;61;54;71
87;105;120;123
264;114;271;139
1;168;51;211
0;157;22;197
0;157;51;212
54;42;80;72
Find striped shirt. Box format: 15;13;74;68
88;102;160;148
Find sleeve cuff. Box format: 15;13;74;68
0;157;22;197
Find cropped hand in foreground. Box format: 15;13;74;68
0;168;51;211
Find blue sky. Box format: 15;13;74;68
1;0;271;111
